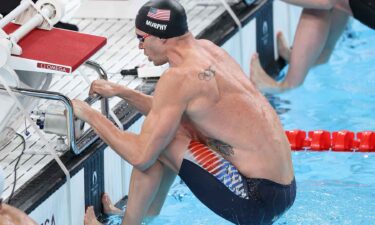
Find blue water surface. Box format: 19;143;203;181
106;21;375;225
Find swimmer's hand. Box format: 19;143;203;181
89;80;123;98
71;99;96;123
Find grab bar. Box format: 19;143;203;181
0;60;110;155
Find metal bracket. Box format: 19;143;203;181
84;60;109;119
0;61;110;155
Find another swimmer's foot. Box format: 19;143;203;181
102;193;123;216
250;53;268;79
250;53;279;93
277;31;291;62
84;206;102;225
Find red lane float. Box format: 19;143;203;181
285;130;375;152
284;130;306;150
357;131;375;152
309;130;331;151
332;131;355;152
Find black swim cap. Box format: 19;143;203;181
135;0;188;39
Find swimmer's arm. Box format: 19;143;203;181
133;72;189;170
280;0;338;9
117;87;153;115
89;80;152;115
76;71;188;171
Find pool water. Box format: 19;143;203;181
105;21;375;224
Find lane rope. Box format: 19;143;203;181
285;130;375;152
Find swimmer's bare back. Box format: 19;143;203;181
162;39;294;184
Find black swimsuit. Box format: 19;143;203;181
178;140;296;225
349;0;375;29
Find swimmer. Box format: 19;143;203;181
74;0;296;224
250;0;375;94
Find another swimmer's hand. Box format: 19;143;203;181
72;99;96;123
89;80;122;98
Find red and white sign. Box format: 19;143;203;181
37;62;72;73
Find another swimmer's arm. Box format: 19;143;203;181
280;0;338;9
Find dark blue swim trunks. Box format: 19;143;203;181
178;140;296;225
349;0;375;29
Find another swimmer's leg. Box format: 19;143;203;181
278;9;348;66
251;9;333;93
315;9;349;65
121;161;165;225
102;193;123;216
277;31;291;62
277;8;348;65
282;8;332;88
84;206;102;225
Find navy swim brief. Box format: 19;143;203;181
178;140;296;225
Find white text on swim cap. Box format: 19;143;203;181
146;20;167;31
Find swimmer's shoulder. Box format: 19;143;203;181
198;39;230;61
197;39;214;47
154;69;201;106
158;67;191;89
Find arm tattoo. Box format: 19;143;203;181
198;66;215;81
207;138;234;156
